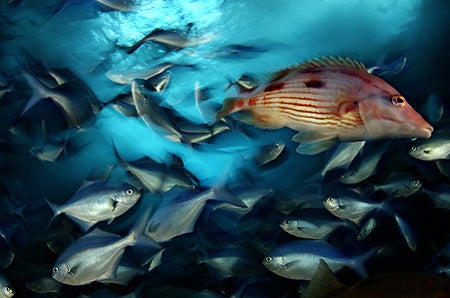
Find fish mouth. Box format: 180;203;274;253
414;124;433;139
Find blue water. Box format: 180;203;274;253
0;0;449;297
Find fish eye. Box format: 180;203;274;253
126;189;134;195
189;184;196;189
52;267;59;274
264;256;272;263
4;287;13;296
326;196;336;203
391;95;406;107
412;179;421;186
410;146;417;152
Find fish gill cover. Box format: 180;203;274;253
0;0;449;297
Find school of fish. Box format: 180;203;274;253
0;0;449;297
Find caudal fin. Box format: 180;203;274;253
45;199;61;229
215;97;243;121
350;246;378;278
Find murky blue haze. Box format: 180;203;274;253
0;0;449;297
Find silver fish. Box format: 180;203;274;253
127;24;214;54
52;208;159;285
323;187;388;225
394;214;417;252
356;217;378;240
106;62;193;85
280;212;356;240
275;183;323;214
231;74;259;93
0;274;13;298
20;71;102;129
131;79;183;142
320;141;365;177
366;55;408;79
422;93;444;125
263;240;375;280
146;188;245;242
409;131;450;161
338;141;388;184
119;157;197;194
46;181;141;231
372;172;422;198
198;245;261;279
254;142;285;167
111;93;138;117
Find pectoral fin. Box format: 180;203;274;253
294;135;339;155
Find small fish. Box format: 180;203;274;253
262;240;375;280
356;217;377;240
52;208;159;285
146;187;245;242
127;23;213;54
177;121;230;144
111;93;138;117
338;141;388;184
394;213;417;252
302;259;450;298
371;172;422;198
216;57;433;155
323;187;389;225
253;141;285;167
275;183;323;214
227;74;259;93
422;93;444;124
321;141;365;177
280;211;357;240
145;72;171;94
115;152;198;194
205;44;268;59
0;274;14;298
107;62;194;85
20;71;102;129
409;131;450;161
131;79;183;142
366;55;408;79
46;180;141;231
198;244;261;279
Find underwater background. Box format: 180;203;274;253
0;0;449;297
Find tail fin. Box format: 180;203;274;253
127;205;160;250
215;97;243;121
45;199;60;229
350;247;378;278
20;71;52;117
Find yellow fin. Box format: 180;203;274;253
270;56;367;82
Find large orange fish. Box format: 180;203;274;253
216;57;433;154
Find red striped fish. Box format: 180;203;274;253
216;57;433;154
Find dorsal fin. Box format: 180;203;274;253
270;56;367;82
